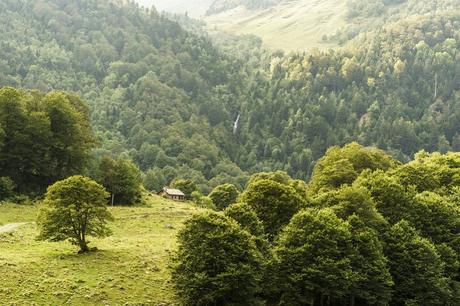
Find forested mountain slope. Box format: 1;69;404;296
236;14;460;180
0;0;248;192
0;0;459;192
204;0;460;51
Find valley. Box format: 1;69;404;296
0;0;459;304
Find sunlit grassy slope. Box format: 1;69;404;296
204;0;348;51
0;196;203;305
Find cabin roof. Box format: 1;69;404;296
163;188;185;197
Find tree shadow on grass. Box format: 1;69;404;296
44;247;130;263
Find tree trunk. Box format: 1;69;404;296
78;239;89;253
78;229;89;253
351;295;355;306
111;193;115;206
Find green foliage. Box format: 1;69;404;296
143;168;165;192
347;216;393;305
95;157;142;205
37;176;112;253
409;192;460;255
224;202;264;236
275;208;354;304
1;1;459;194
354;169;416;224
208;183;239;210
171;212;263;306
309;143;398;193
191;191;217;210
0;176;15;201
240;179;305;238
0;0;250;193
1;1;459;191
314;185;387;230
171;179;197;200
237;15;460;179
392;151;460;193
247;171;294;186
0;87;94;194
385;220;452;305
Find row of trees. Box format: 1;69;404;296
172;143;460;305
0;87;94;194
0;86;142;204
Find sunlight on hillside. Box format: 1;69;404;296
205;0;348;51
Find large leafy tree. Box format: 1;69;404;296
354;169;416;224
385;220;452;305
347;216;393;306
275;208;354;305
37;176;112;253
240;179;306;238
209;183;239;210
224;202;264;237
314;185;387;230
171;212;264;306
308;142;398;193
409;192;460;255
0;87;94;194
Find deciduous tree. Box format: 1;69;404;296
172;212;263;305
37;176;112;253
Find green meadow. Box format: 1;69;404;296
0;196;203;305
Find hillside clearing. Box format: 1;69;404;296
0;197;203;305
204;0;348;51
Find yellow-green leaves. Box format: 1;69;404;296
37;176;112;253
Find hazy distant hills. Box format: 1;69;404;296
136;0;278;16
206;0;280;15
135;0;214;17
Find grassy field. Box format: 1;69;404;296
204;0;348;51
0;196;204;305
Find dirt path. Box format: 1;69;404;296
0;223;28;234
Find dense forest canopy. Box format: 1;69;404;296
0;0;459;193
0;0;249;192
0;87;94;194
173;144;460;305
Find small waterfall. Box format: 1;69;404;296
233;113;240;134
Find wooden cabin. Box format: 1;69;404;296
158;187;186;201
